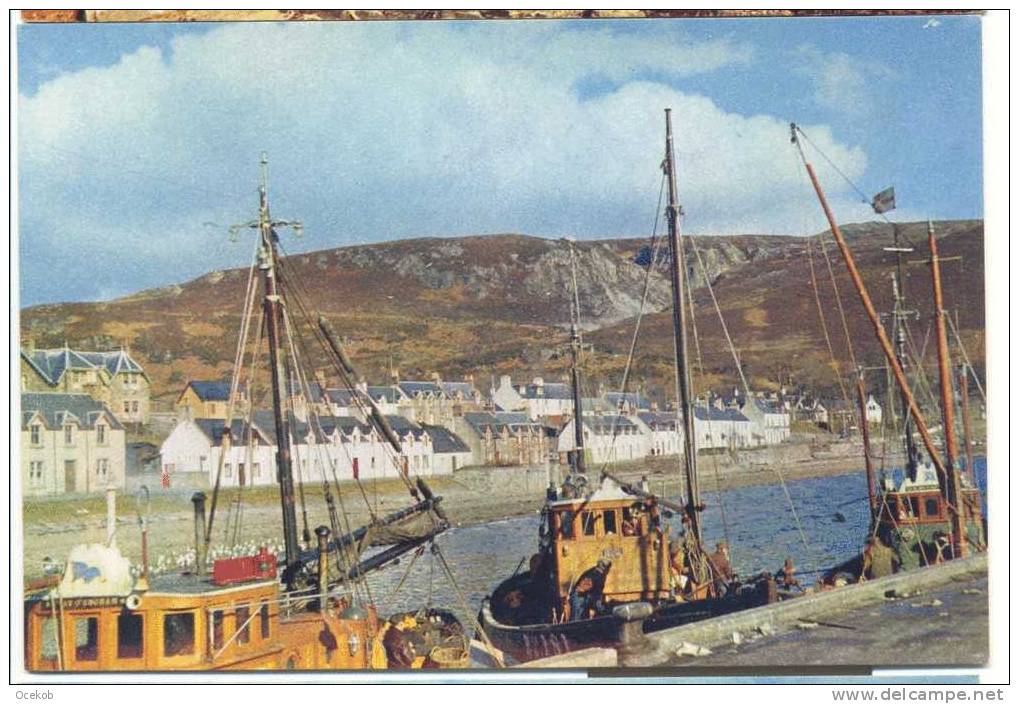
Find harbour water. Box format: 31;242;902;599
363;458;987;627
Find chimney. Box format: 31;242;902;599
356;380;368;394
499;375;512;390
390;368;400;385
430;371;441;383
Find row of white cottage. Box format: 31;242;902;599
160;411;471;487
557;400;791;464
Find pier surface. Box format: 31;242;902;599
669;573;988;668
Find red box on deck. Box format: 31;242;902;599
212;548;277;585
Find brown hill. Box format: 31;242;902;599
20;221;985;410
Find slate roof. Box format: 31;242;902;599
185;381;235;402
743;397;786;415
440;381;478;399
365;386;405;404
605;391;652;410
518;382;573;400
692;405;749;422
637;411;679;430
194;418;270;446
582;414;640;435
21;393;123;430
419;424;471;454
398;381;446;398
22;347;147;385
463;411;543;435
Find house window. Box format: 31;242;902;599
252;462;261;479
74;616;99;661
64;425;75;445
96;424;106;445
132;401;139;414
117;612;144;659
225;463;232;478
96;459;109;479
163;612;195;656
124;401;131;414
29;461;44;484
235;607;251;645
30;424;41;446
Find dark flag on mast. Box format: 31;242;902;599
871;186;896;214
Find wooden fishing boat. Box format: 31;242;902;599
478;110;778;664
24;155;466;672
787;125;987;583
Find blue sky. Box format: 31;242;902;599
17;16;984;305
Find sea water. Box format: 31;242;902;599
362;458;987;626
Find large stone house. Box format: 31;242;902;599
456;411;551;467
21;345;150;424
21;393;126;496
174;380;248;421
396;375;484;425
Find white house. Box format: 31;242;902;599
557;414;652;465
865;394;883;425
740;397;791;446
21;393;126;496
491;376;575;422
637;411;683;457
420;423;475;473
692;405;752;451
160;418;276;488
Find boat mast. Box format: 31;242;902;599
663;108;701;541
886;226;921;478
958;364;976;484
927;221;967;557
256;153;302;590
566;241;586;475
790;126;960;540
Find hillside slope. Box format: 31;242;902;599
21;221;985;408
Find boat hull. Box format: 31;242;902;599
478;576;774;664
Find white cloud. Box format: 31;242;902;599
18;22;869;303
795;45;897;117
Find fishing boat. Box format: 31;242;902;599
477;110;778;664
787;125;987;583
23;155;468;672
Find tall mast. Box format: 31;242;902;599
885;225;921;477
566;239;586;474
256;153;302;590
663;108;701;541
568;322;586;475
927;222;967;557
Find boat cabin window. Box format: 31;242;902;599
924;498;941;517
117;611;144;660
163;612;195;657
558;511;575;539
259;603;271;639
603;510;618;535
39;616;58;663
212;610;225;650
581;512;597;537
74;616;99;661
622;507;642;536
235;606;251;645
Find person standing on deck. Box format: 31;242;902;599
862;536;901;580
568;559;611;621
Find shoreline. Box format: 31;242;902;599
21;436;902;581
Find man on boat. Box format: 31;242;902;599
775;557;802;591
708;541;733;595
669;542;687;600
861;536;901;580
568;559;611;621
